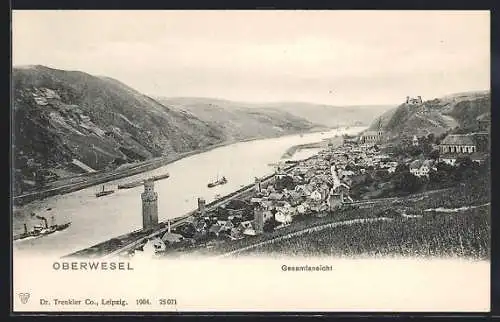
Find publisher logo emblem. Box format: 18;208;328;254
18;293;30;304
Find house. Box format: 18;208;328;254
420;160;437;176
287;191;303;206
145;237;166;253
440;152;488;166
412;135;419;146
359;130;384;145
275;211;292;226
216;220;234;230
208;225;224;237
135;238;163;258
409;160;423;177
263;210;274;221
239;221;256;236
229;228;244;240
268;193;284;201
250;197;263;204
296;203;308;215
439;133;489;165
193;220;208;232
295;185;312;197
409;160;436;177
161;231;184;244
339;169;355;177
439;134;482;154
309;190;323;202
476;113;490;132
309;200;328;213
439;155;457;166
406;96;423;105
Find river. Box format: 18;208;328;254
13;126;366;257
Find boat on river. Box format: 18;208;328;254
117;172;170;189
14;215;71;241
95;185;115;197
207;175;227;188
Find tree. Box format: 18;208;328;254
404;172;423;193
408;146;423;157
34;170;46;188
375;169;389;181
456;156;474;168
275;176;295;192
395;163;409;174
455;156;479;181
263;217;279;233
427;133;435;144
429;149;440;160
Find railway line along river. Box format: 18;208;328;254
13;126;366;257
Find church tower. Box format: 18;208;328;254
141;179;158;230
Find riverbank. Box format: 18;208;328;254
13;126;367;257
281;136;342;159
65;158;303;258
13;126;330;206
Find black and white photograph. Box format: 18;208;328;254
11;10;490;312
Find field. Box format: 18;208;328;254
240;205;489;259
186;183;490;259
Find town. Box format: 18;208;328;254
110;101;490;259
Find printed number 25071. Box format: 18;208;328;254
159;298;177;305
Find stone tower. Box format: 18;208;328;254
197;197;206;216
253;204;265;234
141;179;158;230
254;177;262;193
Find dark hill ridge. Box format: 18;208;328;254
12;65;317;194
368;91;490;139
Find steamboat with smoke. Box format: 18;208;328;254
14;214;71;241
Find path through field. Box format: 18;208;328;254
424;202;491;213
218;217;393;257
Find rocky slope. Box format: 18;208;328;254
368;91;490;139
12;66;317;194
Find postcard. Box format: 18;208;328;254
11;10;490;313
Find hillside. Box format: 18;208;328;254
368;91;490;139
12;66;316;194
156;97;323;141
158;97;394;130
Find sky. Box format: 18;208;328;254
12;10;490;106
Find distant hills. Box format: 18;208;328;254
11;65;406;195
368;90;490;139
155;97;323;142
12;66;319;192
258;102;395;128
157;97;395;130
